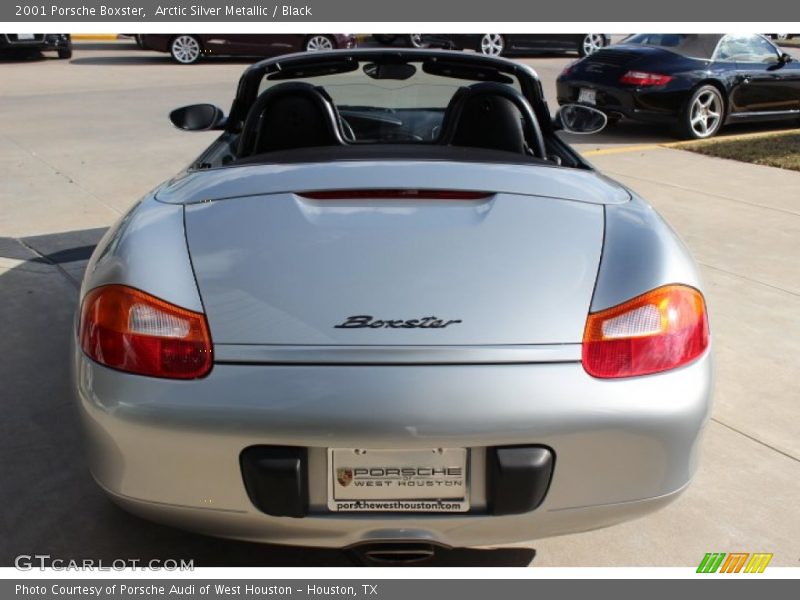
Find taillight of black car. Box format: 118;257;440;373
619;71;673;86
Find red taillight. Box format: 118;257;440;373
619;71;673;86
79;285;213;379
582;285;709;379
299;190;491;200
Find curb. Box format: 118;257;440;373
71;34;121;41
583;128;800;157
667;128;800;149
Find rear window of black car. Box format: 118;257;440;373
623;34;723;59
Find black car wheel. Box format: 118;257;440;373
579;34;606;57
675;85;725;140
57;45;72;59
170;35;203;64
478;34;505;56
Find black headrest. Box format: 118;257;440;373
238;82;344;157
439;82;546;158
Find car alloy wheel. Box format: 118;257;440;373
479;34;505;56
580;34;606;56
305;35;334;52
408;34;428;48
686;86;724;139
170;35;201;64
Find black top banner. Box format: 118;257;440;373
3;0;800;22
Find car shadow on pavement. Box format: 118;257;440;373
69;55;261;67
0;227;535;568
70;42;263;67
0;53;51;64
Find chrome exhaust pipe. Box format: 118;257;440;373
348;541;444;565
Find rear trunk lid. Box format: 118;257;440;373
180;162;617;347
568;45;702;83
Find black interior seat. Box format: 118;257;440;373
237;82;345;158
450;94;527;154
439;82;546;159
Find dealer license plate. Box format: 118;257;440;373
17;34;35;40
578;87;597;105
328;448;469;513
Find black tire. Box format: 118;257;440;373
170;35;203;64
304;35;336;52
578;34;606;57
674;85;725;140
57;45;72;59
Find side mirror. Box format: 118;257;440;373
169;104;226;131
779;52;793;64
555;104;608;135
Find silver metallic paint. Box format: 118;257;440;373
81;196;204;313
74;348;711;547
214;343;582;364
184;191;604;346
591;195;704;311
155;161;631;206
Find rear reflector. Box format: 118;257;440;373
582;285;709;378
299;189;492;200
80;285;213;379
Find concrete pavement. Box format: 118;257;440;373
0;40;798;567
533;147;800;565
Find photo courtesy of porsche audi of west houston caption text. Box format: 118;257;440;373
73;47;714;552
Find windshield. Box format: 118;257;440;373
623;34;723;59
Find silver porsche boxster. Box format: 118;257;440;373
73;49;712;552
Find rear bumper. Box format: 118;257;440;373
74;349;712;548
0;34;70;51
556;78;688;124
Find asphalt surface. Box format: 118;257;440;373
0;39;798;568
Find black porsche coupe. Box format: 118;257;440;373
557;34;800;139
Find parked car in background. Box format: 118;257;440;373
0;34;72;59
408;34;610;57
138;34;356;64
557;33;800;139
372;34;421;47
